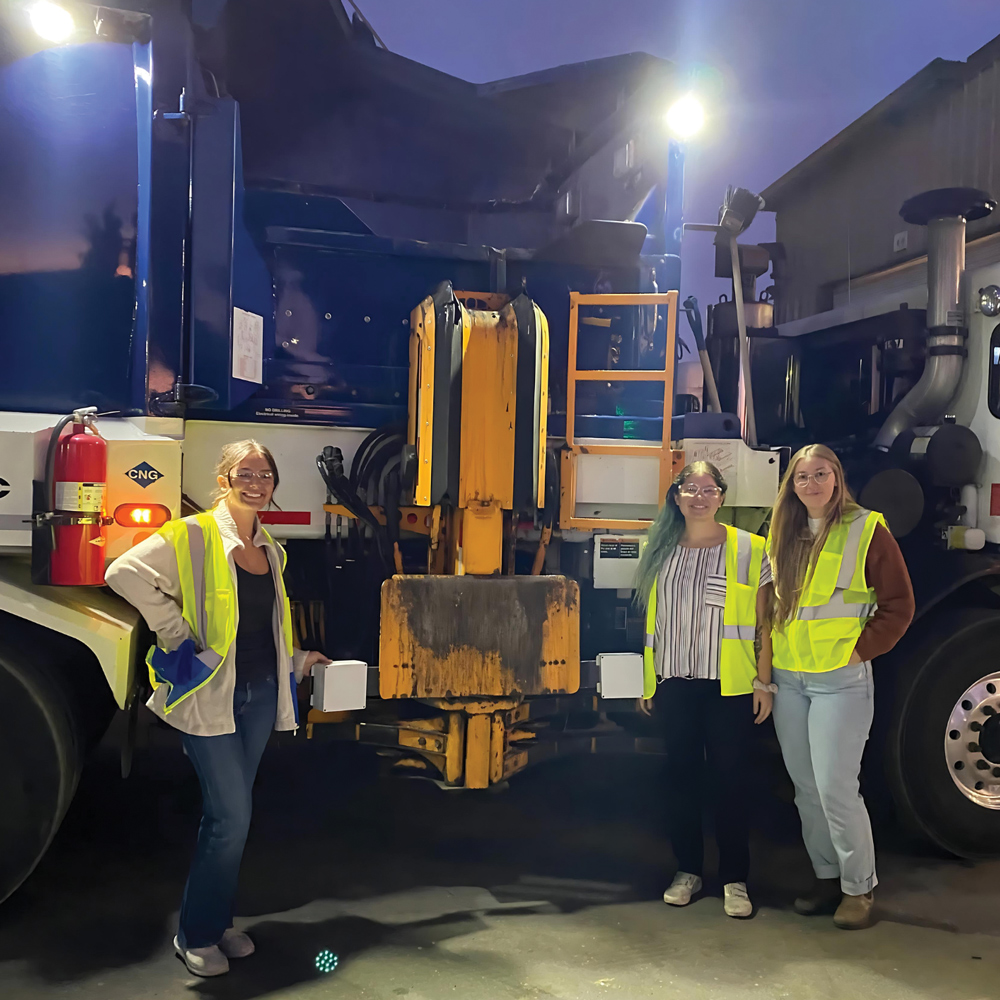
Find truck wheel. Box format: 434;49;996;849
887;608;1000;858
0;647;82;904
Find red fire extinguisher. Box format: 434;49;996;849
49;412;107;586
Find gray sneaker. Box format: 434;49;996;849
173;936;230;977
662;872;702;906
723;882;753;918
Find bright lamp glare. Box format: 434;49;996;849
665;94;705;140
29;2;75;43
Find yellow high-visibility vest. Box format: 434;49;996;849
146;512;294;712
643;524;765;698
768;508;884;673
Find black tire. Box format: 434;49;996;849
886;608;1000;858
0;644;83;903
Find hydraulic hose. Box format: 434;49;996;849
317;447;393;572
350;422;406;487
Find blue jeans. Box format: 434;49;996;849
772;662;877;896
177;674;278;948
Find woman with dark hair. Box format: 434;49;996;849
767;444;914;930
634;461;773;918
106;440;330;976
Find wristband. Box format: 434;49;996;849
753;678;777;694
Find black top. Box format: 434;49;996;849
235;563;278;685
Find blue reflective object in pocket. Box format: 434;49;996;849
151;638;216;708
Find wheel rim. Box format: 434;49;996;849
944;670;1000;809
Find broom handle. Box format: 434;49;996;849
699;349;723;414
729;237;758;447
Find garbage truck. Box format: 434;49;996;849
9;0;996;908
701;29;1000;859
0;0;781;902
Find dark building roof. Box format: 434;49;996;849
762;34;1000;209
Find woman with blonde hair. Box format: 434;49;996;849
767;444;913;930
635;461;773;918
106;440;330;976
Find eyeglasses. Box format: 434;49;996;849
230;469;274;484
678;483;723;498
793;469;833;487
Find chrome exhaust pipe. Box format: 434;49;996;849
873;188;995;451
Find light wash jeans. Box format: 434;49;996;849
177;673;278;948
772;662;877;896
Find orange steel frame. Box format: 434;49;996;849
560;291;685;532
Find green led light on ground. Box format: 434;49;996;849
315;949;339;974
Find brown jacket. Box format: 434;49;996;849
854;523;915;662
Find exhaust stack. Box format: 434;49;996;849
873;187;995;451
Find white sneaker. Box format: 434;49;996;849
662;872;702;906
724;882;753;918
219;927;255;959
173;936;230;977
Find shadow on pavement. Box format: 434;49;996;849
2;719;996;997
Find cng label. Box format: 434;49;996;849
127;461;164;488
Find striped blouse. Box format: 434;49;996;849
653;538;772;682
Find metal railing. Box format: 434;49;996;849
560;290;683;531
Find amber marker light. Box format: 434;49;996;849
113;503;170;528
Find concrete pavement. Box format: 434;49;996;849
1;732;997;999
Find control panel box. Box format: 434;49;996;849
596;652;645;699
312;659;368;712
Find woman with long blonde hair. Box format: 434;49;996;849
767;444;913;930
634;461;773;919
106;440;330;976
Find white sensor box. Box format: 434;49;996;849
596;652;645;699
311;660;368;712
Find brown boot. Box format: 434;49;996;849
794;878;841;916
834;891;874;930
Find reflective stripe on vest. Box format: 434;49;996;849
642;525;764;698
146;513;292;711
769;509;884;673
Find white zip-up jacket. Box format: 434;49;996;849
105;502;309;736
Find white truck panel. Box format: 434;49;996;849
0;417;45;548
182;420;373;539
0;413;182;558
682;438;780;508
956;261;1000;542
0;557;141;709
574;450;660;505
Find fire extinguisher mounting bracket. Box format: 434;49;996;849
33;513;111;528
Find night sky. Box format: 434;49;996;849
364;0;998;342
